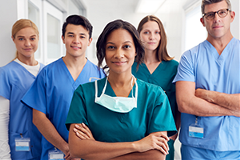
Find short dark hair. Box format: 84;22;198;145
96;19;144;71
62;15;93;39
201;0;231;14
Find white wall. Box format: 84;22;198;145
0;0;239;66
0;0;18;66
231;0;240;39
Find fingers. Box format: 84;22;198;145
155;137;169;155
80;123;94;139
152;132;169;141
64;152;71;160
148;132;170;155
73;123;95;140
73;127;89;140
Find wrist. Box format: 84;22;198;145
131;141;140;152
60;144;69;155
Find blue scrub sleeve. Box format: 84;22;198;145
147;89;177;137
173;51;195;83
0;68;10;99
65;85;88;130
21;69;47;114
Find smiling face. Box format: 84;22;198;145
105;29;136;75
62;24;92;58
200;1;235;40
12;27;39;59
139;21;160;52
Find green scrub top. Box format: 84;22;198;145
132;60;179;160
66;77;177;143
132;60;179;118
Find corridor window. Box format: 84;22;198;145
185;4;207;51
28;0;41;60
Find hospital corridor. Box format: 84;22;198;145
0;0;240;159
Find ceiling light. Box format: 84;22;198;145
135;0;165;13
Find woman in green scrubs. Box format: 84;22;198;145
132;15;181;160
66;19;177;160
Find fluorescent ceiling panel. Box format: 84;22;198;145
135;0;165;13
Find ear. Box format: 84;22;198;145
88;38;93;46
61;35;65;44
200;17;205;27
11;36;15;42
230;11;235;23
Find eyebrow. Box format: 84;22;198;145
16;35;37;38
67;32;86;36
106;41;133;44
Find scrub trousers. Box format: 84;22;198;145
181;144;240;160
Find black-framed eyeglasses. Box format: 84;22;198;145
203;9;231;20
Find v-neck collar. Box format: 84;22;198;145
104;77;136;98
12;61;40;78
60;58;90;89
141;61;166;76
205;38;235;65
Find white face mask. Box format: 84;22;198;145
95;76;138;113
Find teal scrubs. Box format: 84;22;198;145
132;60;179;160
66;77;177;143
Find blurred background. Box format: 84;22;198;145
0;0;239;159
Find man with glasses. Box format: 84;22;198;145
173;0;240;159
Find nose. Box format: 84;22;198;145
213;12;221;22
114;48;124;59
24;39;31;46
73;36;80;44
149;33;155;40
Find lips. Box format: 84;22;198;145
112;61;126;65
23;48;32;51
71;46;81;50
147;41;157;45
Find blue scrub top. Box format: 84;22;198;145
0;61;44;160
21;58;105;160
66;77;177;143
173;38;240;151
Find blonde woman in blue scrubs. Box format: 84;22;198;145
132;15;181;160
0;19;44;159
66;19;177;160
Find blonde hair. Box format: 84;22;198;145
12;19;39;59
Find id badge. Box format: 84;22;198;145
189;125;204;138
15;138;30;151
48;149;64;160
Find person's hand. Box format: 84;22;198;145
133;132;169;155
64;151;71;160
73;123;95;140
64;150;81;160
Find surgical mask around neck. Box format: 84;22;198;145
95;76;138;113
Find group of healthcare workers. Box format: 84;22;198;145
1;0;240;160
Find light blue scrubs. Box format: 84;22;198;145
0;61;44;160
21;58;105;160
66;78;177;143
173;38;240;159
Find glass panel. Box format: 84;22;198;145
61;0;67;5
28;1;40;59
185;6;207;51
47;13;61;59
68;0;81;15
